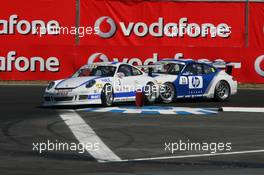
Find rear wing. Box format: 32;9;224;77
198;60;241;75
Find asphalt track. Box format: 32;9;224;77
0;85;264;175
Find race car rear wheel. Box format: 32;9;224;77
160;82;175;103
144;82;157;104
214;80;230;102
101;84;114;107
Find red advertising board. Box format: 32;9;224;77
0;45;77;80
1;46;264;83
0;0;264;83
80;1;245;47
76;46;264;83
0;0;76;45
249;2;264;48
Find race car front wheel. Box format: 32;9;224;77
101;84;114;107
144;82;157;104
214;80;230;102
160;82;175;103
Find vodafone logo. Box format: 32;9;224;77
94;16;231;39
94;16;116;38
87;52;163;65
87;53;110;64
255;55;264;77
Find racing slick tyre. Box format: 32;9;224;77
101;84;114;107
214;80;231;102
144;82;157;104
160;82;176;104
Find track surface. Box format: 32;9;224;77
0;85;264;175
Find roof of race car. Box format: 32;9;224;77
159;59;194;64
81;62;122;68
159;59;217;67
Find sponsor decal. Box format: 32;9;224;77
88;94;101;100
95;83;103;88
56;89;72;96
94;16;231;39
189;76;203;89
101;78;111;83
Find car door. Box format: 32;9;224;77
179;63;204;97
114;64;137;100
202;64;217;94
131;66;146;90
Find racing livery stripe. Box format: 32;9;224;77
114;91;136;98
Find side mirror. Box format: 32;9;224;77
148;67;153;77
116;72;125;79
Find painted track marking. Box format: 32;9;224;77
60;110;121;162
77;106;218;115
114;149;264;163
221;107;264;113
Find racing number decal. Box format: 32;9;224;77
188;76;203;89
179;76;188;85
115;78;122;91
118;79;122;86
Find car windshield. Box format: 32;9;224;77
72;65;116;77
153;62;185;75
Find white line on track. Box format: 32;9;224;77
60;110;121;162
59;109;264;163
115;149;264;163
221;107;264;113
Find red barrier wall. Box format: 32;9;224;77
0;0;264;83
0;0;76;45
80;1;245;47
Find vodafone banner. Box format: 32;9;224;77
249;3;264;48
77;46;264;83
0;0;76;45
0;0;264;83
80;1;245;47
0;46;76;80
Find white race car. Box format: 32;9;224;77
149;59;238;103
43;62;158;106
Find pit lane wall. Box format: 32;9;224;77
0;0;264;83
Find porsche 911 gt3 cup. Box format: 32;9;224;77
149;59;238;103
43;62;158;106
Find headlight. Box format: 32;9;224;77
47;82;55;90
86;80;96;88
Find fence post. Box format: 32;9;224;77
245;0;249;47
76;0;80;45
